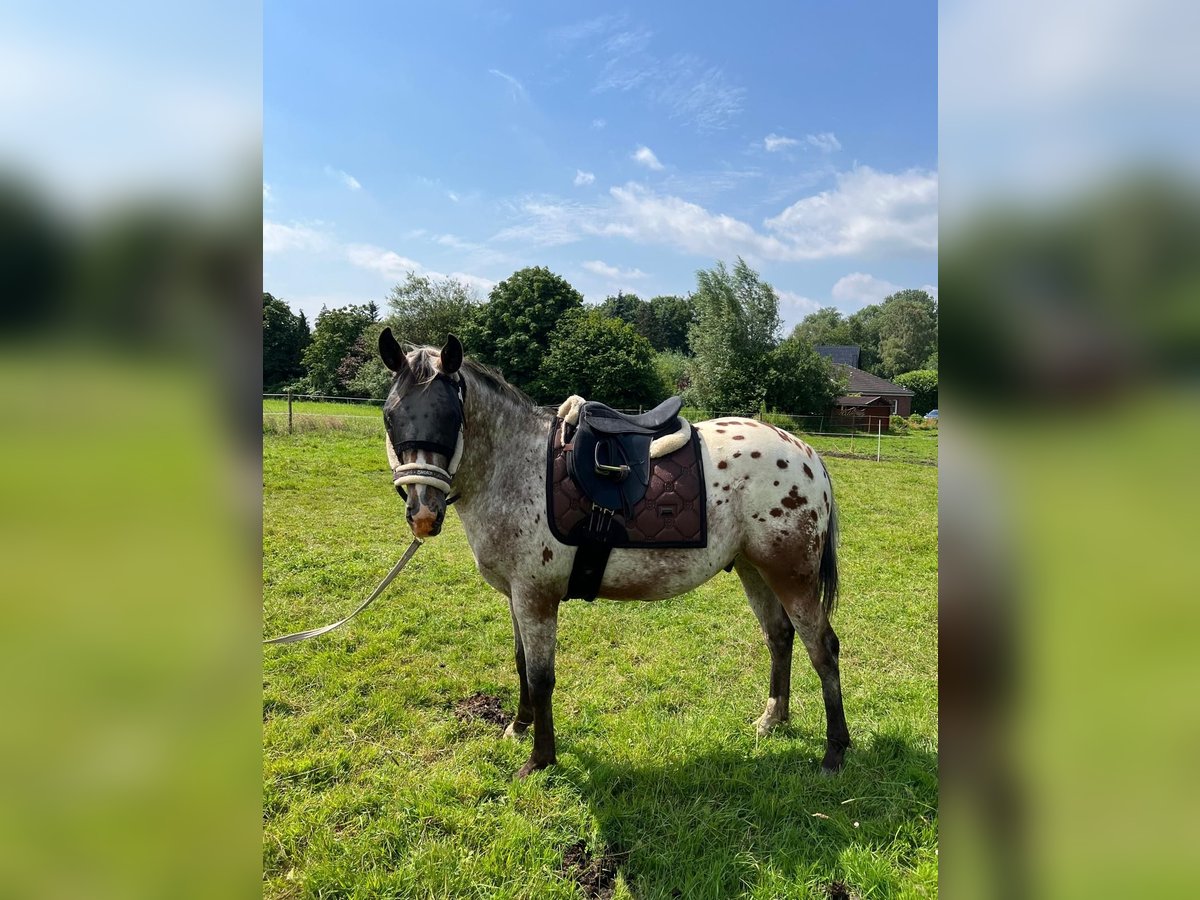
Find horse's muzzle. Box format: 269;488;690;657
406;486;446;538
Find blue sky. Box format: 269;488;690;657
264;1;937;330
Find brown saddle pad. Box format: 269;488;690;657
545;416;707;549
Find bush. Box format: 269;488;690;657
893;369;938;416
890;414;910;433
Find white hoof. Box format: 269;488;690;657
502;721;528;740
755;700;788;735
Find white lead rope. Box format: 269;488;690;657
263;539;423;645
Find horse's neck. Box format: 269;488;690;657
453;384;547;514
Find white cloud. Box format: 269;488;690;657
324;166;362;191
805;132;842;153
263;182;273;202
582;259;647;280
632;145;664;170
764;133;800;152
764;166;938;257
574;169;596;186
488;68;529;102
591;118;607;129
603;183;785;258
447;190;460;202
651;55;745;132
345;242;496;296
921;283;939;301
263;220;330;254
344;243;422;280
777;290;823;316
586;20;744;131
830;273;904;309
494;165;937;262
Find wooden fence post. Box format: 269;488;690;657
287;390;293;434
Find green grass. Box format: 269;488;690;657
263;426;938;899
262;400;938;463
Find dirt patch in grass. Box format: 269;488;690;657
825;880;857;899
560;840;620;899
453;693;508;726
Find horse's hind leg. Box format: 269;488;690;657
503;598;534;739
735;559;795;735
766;575;851;773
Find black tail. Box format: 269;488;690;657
819;486;840;618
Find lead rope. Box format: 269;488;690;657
263;539;423;644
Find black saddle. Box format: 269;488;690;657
566;396;683;516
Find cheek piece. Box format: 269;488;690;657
385;374;466;503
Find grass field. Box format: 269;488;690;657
262;399;938;465
263;424;938;899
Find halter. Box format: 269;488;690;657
385;372;467;504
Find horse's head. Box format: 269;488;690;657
379;329;465;539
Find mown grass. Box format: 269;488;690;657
263;426;938;899
261;400;938;463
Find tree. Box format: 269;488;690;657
535;309;661;407
893;369;938;415
792;307;854;348
846;304;885;373
262;293;309;390
598;291;648;330
384;272;481;347
687;258;781;415
653;350;691;397
465;266;583;391
876;289;938;379
645;294;695;353
301;302;378;395
766;335;846;415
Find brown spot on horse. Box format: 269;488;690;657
718;460;728;469
781;485;807;510
542;547;553;565
732;434;745;440
803;463;814;478
777;460;788;469
733;451;742;458
751;451;762;458
770;508;783;517
810;509;819;521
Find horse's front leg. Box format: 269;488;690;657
511;589;560;778
503;598;534;739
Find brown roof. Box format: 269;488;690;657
837;365;914;397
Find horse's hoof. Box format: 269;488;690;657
755;713;786;736
502;721;529;740
515;756;555;779
820;748;847;775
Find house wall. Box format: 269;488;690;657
829;400;893;431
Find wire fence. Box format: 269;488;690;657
263;392;937;465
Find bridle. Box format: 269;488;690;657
385;372;467;505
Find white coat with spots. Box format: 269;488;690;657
378;334;850;779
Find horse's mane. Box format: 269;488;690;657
403;346;552;421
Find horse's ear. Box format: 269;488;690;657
440;334;463;375
379;327;407;374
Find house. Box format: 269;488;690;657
814;345;915;429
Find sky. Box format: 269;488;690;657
264;1;937;330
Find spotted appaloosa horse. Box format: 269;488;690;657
379;330;850;779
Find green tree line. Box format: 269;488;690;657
264;259;937;416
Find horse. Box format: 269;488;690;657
378;330;850;779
